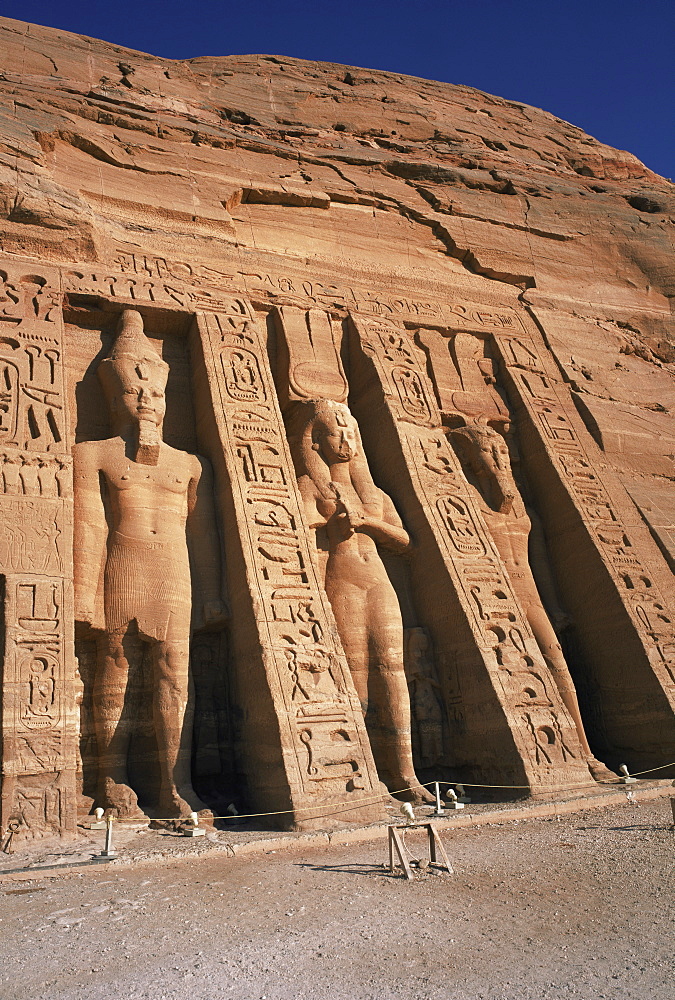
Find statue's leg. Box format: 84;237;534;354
525;599;614;780
366;581;434;803
152;639;208;817
94;627;143;816
324;576;370;714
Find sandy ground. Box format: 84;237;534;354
1;797;673;1000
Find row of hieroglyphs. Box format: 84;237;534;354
201;306;375;797
63;254;523;331
494;332;675;693
0;269;64;452
0;451;71;497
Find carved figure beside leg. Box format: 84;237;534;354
450;420;614;782
73;310;226;818
286;399;433;802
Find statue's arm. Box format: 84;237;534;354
72;442;107;625
297;475;327;530
187;456;227;626
356;492;409;553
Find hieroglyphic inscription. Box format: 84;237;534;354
96;250;529;329
0;266;64;451
199;304;378;804
0;256;75;838
495;331;675;697
1;575;69;811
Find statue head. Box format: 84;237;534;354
311;400;360;464
285;398;381;506
450;421;515;513
97;311;169;462
98;310;169;431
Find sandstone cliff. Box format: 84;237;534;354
0;16;673;532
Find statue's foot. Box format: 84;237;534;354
587;759;617;783
159;785;213;820
393;778;436;805
98;777;145;819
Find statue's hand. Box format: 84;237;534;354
75;594;96;627
202;599;228;628
328;509;355;540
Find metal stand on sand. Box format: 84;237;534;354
388;823;453;880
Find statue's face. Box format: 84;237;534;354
106;355;167;428
117;381;166;426
318;413;359;463
468;429;511;478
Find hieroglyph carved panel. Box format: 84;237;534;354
494;331;675;700
198;305;380;808
1;574;74;838
0;267;65;452
0;256;76;838
349;312;590;785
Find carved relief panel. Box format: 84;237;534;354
0;255;76;839
196;305;381;820
492;323;675;762
348;310;593;788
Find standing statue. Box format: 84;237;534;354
73;310;226;818
286;399;433;802
449;420;613;781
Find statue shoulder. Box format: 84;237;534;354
163;445;211;481
72;437;110;469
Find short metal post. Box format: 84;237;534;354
101;815;116;857
434;781;443;816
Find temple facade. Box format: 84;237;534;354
0;18;673;839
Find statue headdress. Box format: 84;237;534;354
97;309;169;396
97;309;169;465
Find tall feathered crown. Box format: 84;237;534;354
97;309;169;395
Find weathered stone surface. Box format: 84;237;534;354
0;16;673;840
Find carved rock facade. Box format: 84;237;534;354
0;18;673;837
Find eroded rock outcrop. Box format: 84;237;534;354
0;17;672;840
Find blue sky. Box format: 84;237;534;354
2;0;673;178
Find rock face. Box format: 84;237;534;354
0;16;673;840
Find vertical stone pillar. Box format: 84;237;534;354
347;311;594;793
191;300;382;827
493;322;675;769
0;260;77;839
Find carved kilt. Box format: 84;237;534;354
103;531;192;642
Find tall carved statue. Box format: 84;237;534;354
286;398;433;802
449;420;614;781
73;310;226;818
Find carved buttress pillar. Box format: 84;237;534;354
190;301;383;827
493;323;675;770
0;260;77;840
347;311;594;793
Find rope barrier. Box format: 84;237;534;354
103;759;675;825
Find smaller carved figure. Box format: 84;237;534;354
19;454;40;495
405;628;445;768
450;420;614;781
286;398;433;802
